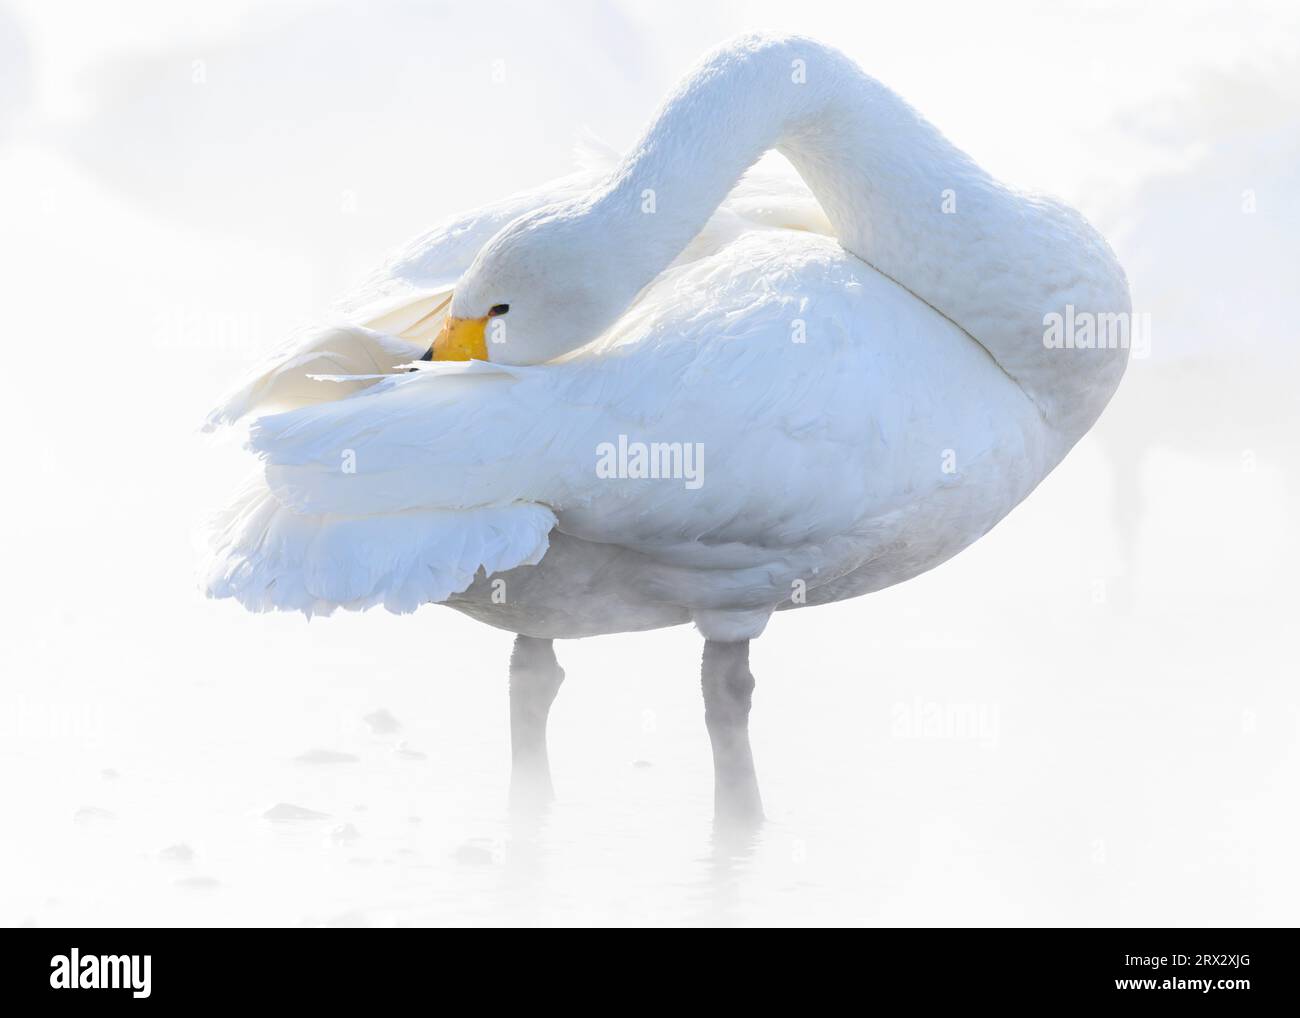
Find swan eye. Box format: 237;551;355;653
488;304;510;317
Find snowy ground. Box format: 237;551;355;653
5;442;1296;927
2;0;1297;926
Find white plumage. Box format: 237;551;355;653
202;34;1129;644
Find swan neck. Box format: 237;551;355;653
597;38;845;266
599;35;1131;438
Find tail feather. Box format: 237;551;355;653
203;478;555;616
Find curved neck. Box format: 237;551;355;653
592;35;1130;438
598;37;967;282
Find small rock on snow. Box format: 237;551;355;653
330;823;361;845
362;708;401;734
454;842;495;866
159;843;195;863
262;802;331;822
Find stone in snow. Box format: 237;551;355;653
330;823;361;845
362;708;401;734
454;842;495;866
159;843;195;863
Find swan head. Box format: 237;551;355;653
432;201;627;366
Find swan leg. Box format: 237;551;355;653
509;634;565;809
701;640;764;827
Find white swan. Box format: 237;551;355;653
204;34;1130;823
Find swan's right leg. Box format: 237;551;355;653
701;639;764;828
508;634;565;810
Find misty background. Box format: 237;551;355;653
1;0;1296;926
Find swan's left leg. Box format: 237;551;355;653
508;634;566;809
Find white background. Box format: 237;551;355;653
1;0;1296;926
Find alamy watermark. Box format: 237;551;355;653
596;435;704;490
891;698;1000;749
1043;304;1151;358
50;949;150;998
